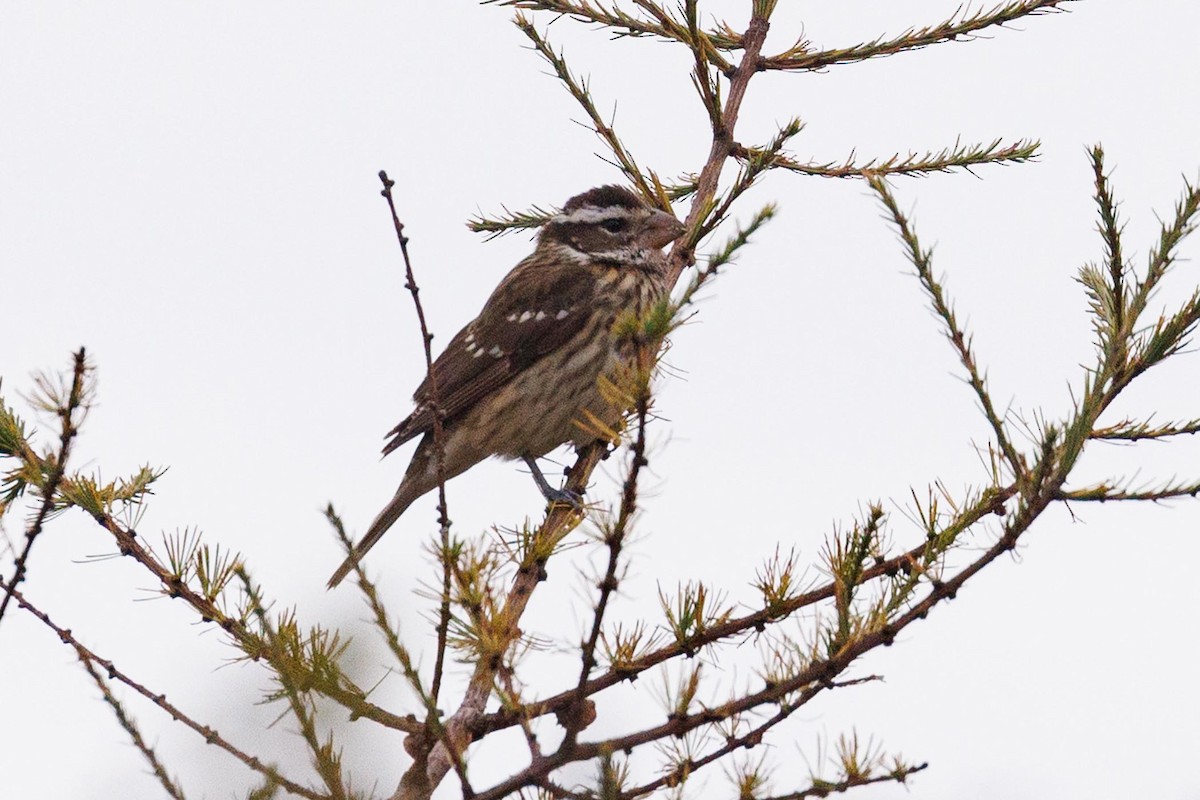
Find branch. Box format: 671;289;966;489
868;177;1025;478
77;652;187;800
468;474;1054;800
376;172;456;718
1090;145;1128;350
1125;177;1200;373
513;15;656;202
67;503;415;733
665;9;772;288
672;203;777;329
762;0;1072;71
468;201;559;238
561;334;655;748
485;0;734;71
627;681;918;799
764;761;929;800
1090;416;1200;441
470;483;1014;739
245;590;348;799
407;14;783;792
1056;479;1200;503
0;348;90;628
1;578;324;800
392;446;601;800
758;137;1040;179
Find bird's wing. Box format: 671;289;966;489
383;255;600;454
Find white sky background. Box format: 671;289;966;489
3;1;1200;798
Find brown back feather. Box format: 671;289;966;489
383;249;601;454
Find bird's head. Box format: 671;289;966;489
540;185;686;266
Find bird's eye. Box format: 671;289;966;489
600;218;628;233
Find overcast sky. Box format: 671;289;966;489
3;2;1200;798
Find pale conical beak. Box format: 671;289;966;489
640;209;687;250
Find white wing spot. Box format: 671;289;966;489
535;310;547;321
465;332;475;344
518;311;534;323
473;349;485;358
506;313;518;322
488;345;504;358
555;309;570;320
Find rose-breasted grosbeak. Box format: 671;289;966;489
328;186;685;587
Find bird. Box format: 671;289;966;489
328;185;686;587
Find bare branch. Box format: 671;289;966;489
376;172;457;720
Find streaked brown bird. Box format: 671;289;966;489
328;186;685;587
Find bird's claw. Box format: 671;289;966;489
523;455;585;511
543;486;584;510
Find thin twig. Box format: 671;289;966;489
561;344;653;748
869;176;1025;479
377;171;455;710
242;573;348;799
1090;416;1200;441
468;473;1057;800
1;577;324;800
625;677;898;798
470;482;1014;739
0;348;89;628
72;500;414;731
513;16;656;203
761;0;1071;71
1055;481;1200;502
483;0;733;71
1091;146;1127;346
761;762;930;800
394;446;600;799
757;138;1039;179
76;653;188;800
664;9;771;288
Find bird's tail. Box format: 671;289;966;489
327;485;420;589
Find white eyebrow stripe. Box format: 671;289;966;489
552;206;635;225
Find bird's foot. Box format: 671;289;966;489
522;456;585;510
543;485;584;509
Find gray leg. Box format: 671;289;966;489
522;455;583;508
